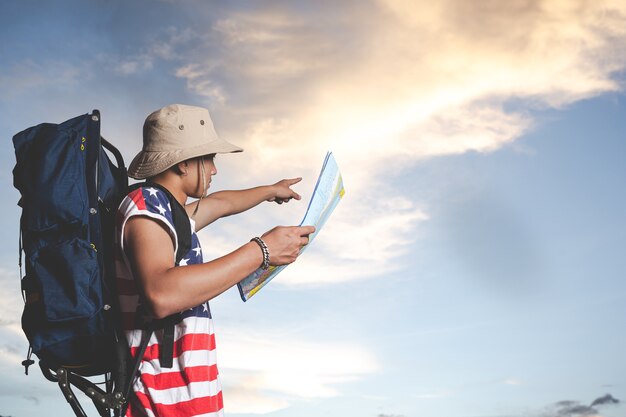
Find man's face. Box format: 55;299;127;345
195;154;217;197
180;154;217;198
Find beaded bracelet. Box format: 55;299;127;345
250;237;270;270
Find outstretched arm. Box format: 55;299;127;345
186;178;303;231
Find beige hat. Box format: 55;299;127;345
128;104;243;179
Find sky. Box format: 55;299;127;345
1;1;626;417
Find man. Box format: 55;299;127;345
115;104;314;416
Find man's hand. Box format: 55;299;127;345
268;178;302;205
261;225;316;265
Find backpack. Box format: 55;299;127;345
12;110;191;417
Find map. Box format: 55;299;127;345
237;152;345;301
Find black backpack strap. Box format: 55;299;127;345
122;327;152;405
148;182;190;368
157;315;179;368
126;182;191;369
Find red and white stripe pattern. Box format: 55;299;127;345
115;187;224;417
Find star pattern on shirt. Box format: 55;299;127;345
146;187;159;198
182;302;211;319
156;204;167;215
142;187;173;223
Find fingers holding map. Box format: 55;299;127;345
237;152;345;301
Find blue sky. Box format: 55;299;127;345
1;1;626;417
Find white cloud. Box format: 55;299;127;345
196;191;427;287
113;59;153;76
217;326;379;413
0;267;22;326
2;0;623;293
0;323;27;365
169;0;626;290
222;381;290;414
0;268;32;370
103;26;200;77
275;196;427;286
196;226;244;261
176;64;226;103
503;378;523;386
0;60;89;99
212;13;330;82
179;0;626;158
8;0;617;291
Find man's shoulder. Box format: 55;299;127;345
120;186;175;223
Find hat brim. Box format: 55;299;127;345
128;140;243;180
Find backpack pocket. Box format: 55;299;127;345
30;237;100;322
16;128;87;232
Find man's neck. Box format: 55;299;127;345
149;175;188;207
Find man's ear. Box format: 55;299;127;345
174;161;188;176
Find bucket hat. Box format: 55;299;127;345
128;104;243;179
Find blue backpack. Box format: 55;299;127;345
12;110;190;417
